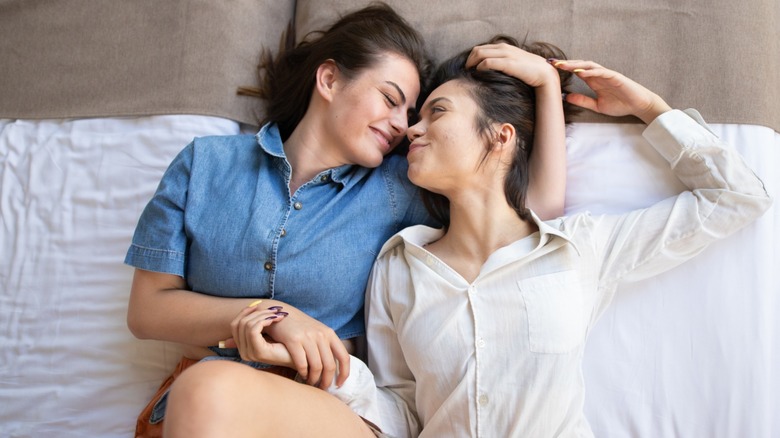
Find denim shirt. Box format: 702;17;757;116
125;123;432;340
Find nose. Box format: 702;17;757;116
389;108;409;136
407;120;424;142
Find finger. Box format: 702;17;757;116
332;340;351;388
465;44;509;69
551;59;604;72
231;307;254;355
287;342;310;381
317;340;338;390
218;337;237;349
304;338;325;387
565;93;599;112
473;57;507;73
240;310;283;360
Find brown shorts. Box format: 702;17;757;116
134;356;297;438
134;356;385;437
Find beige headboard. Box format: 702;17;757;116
0;0;294;126
1;0;777;131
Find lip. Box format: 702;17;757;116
407;142;426;156
370;127;392;152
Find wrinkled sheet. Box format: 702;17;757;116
0;117;777;437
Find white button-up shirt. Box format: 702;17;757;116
363;110;772;438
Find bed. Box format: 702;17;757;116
1;1;777;437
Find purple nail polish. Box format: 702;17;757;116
268;306;283;311
276;312;289;317
547;58;557;64
265;315;279;320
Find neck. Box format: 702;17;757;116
283;114;341;194
426;187;537;282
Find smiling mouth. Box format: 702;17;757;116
370;128;391;150
407;143;425;155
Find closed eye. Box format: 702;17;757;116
383;93;399;107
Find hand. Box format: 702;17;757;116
260;305;350;390
551;60;671;124
228;304;293;366
466;42;560;89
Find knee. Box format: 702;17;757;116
167;361;246;417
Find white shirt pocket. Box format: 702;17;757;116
518;270;585;354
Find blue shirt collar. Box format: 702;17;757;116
255;122;375;187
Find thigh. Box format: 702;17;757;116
165;360;376;438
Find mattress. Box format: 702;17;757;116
1;115;776;437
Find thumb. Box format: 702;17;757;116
218;337;238;349
565;93;598;113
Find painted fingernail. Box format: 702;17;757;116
265;315;279;320
546;58;557;64
268;306;283;311
248;299;263;308
573;68;585;73
276;312;289;317
553;61;567;68
218;340;226;348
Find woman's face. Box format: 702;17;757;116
405;79;489;194
325;53;420;168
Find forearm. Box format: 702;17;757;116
127;269;296;347
526;78;567;219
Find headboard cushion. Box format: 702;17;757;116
295;0;779;131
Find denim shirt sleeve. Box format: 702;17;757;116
124;142;193;277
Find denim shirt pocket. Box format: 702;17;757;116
518;270;585;354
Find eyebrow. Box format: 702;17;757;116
422;96;453;111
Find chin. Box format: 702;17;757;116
359;155;384;169
407;168;425;187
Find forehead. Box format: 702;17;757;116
424;79;476;108
360;53;420;97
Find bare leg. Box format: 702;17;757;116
163;360;376;438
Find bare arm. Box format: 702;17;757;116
526;75;567;219
127;268;349;388
467;43;567;219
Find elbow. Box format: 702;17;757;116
126;306;151;340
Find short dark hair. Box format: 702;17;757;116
246;2;430;141
420;36;578;226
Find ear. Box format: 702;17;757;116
493;122;516;153
315;60;339;103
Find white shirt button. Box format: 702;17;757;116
476;338;486;348
478;394;489;406
293;202;303;210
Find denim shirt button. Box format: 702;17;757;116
280;228;287;237
264;262;273;270
293;202;303;210
320;175;329;182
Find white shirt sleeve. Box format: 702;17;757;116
578;109;772;318
365;255;421;438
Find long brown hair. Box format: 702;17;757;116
420;36;578;226
240;2;430;142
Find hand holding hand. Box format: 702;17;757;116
258;304;350;389
551;60;671;124
466;42;560;89
226;301;293;366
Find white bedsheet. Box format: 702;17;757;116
0;116;777;437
